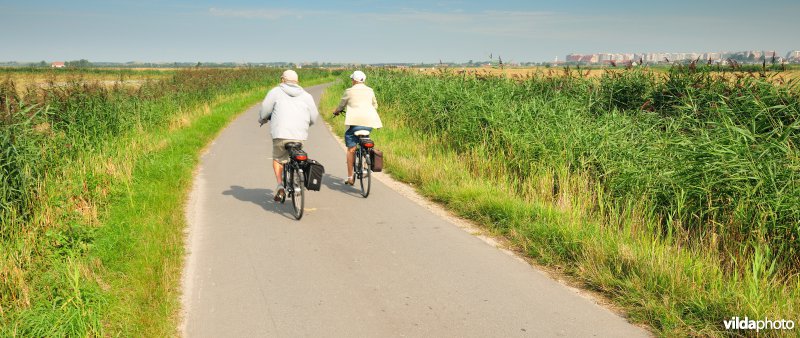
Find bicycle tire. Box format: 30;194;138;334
290;166;305;220
359;148;372;198
354;148;362;180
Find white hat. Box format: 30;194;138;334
282;69;299;82
350;70;366;82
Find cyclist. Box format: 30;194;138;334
259;69;319;201
332;70;383;185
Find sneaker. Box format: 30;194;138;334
344;176;355;185
273;184;285;201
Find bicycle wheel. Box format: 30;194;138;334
289;166;305;220
353;148;362;180
359;148;372;198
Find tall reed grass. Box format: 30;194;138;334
376;67;799;274
0;68;333;335
336;67;799;335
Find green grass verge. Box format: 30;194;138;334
95;90;266;336
1;76;333;336
320;77;800;337
98;77;333;336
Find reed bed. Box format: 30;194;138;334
0;68;333;335
326;66;799;336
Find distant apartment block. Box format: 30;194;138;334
566;50;795;64
566;54;583;62
581;54;598;63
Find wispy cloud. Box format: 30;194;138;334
208;7;559;36
379;9;554;21
207;6;766;40
208;7;326;20
367;9;473;23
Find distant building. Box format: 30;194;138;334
763;51;777;59
705;52;721;61
51;61;65;68
580;55;598;63
566;54;583;62
563;49;792;65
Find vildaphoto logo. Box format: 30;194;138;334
724;317;795;332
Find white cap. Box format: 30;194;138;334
350;70;366;82
282;69;299;82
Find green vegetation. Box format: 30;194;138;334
0;68;334;336
321;67;799;336
0;66;173;77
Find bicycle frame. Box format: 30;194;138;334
353;134;373;198
280;144;307;220
334;111;373;198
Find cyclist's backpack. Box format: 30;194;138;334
304;160;324;191
370;149;384;172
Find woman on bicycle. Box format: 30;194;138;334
332;70;382;185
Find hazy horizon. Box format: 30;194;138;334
2;0;799;64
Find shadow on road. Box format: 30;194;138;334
322;173;364;198
221;185;296;220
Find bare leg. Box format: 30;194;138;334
346;147;356;182
272;160;286;201
273;160;283;185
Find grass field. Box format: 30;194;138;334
321;67;800;336
412;64;800;82
0;68;174;93
0;68;335;336
4;63;797;336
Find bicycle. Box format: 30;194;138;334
333;110;375;198
279;142;307;220
353;130;374;198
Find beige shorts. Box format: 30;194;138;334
272;139;303;163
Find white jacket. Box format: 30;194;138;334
335;83;383;128
259;83;319;140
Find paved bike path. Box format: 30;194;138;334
182;83;649;337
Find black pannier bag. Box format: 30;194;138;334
304;160;324;191
370;149;384;172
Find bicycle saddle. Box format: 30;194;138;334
284;142;303;150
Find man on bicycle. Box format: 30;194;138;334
259;69;319;201
332;70;383;185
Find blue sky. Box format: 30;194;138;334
1;0;798;63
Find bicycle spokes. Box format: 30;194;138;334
290;167;305;219
358;148;372;198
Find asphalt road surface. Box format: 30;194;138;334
182;83;650;337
